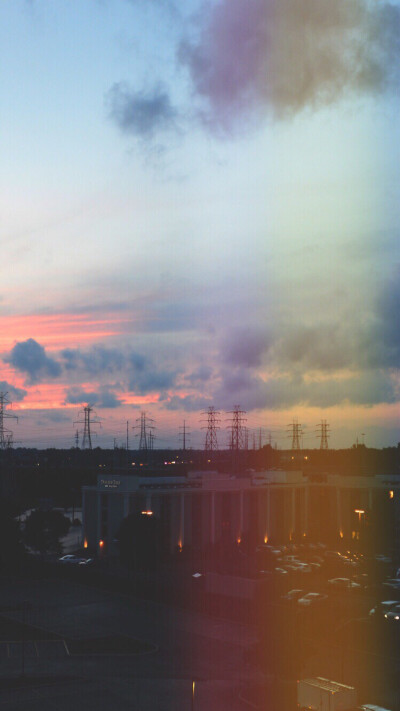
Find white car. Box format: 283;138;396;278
282;588;304;602
297;592;328;606
58;554;78;564
383;578;400;590
328;577;361;589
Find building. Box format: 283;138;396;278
82;469;400;557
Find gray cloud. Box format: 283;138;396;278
129;367;177;395
64;386;122;409
213;368;398;412
61;346;125;375
164;394;212;411
223;326;271;367
179;0;400;132
5;339;61;384
106;82;178;138
0;381;27;402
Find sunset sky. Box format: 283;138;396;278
2;0;400;449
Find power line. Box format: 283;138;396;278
0;392;18;449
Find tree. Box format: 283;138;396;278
0;499;25;571
24;510;70;554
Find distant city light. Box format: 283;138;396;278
141;511;153;516
99;539;104;548
389;490;394;499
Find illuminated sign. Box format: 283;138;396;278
100;479;121;489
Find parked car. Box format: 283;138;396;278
281;589;304;602
369;600;399;616
297;592;327;606
328;577;361;589
384;604;400;621
78;557;94;566
58;554;79;564
383;579;400;590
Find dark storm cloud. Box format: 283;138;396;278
64;386;122;409
106;83;178;138
61;346;125;375
179;0;400;132
60;344;177;396
223;327;271;367
213;368;398;412
5;339;61;384
273;324;355;371
129;367;177;395
374;267;400;363
0;381;27;402
184;365;213;385
164;394;212;411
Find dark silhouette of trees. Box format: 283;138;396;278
23;510;70;554
0;500;25;571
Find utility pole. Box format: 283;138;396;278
0;392;18;450
126;420;129;451
316;419;330;450
258;428;262;450
148;431;155;450
74;405;100;450
201;407;220;463
287;418;302;450
179;420;190;451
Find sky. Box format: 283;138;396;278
1;0;400;449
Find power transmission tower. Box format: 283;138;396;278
287;418;302;450
74;405;100;450
148;431;155;450
135;412;155;451
258;428;263;450
316;419;330;450
226;405;246;452
0;392;18;450
74;429;79;449
179;420;190;451
201;407;220;460
126;421;129;451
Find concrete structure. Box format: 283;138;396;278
82;469;400;557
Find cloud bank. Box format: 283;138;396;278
179;0;400;132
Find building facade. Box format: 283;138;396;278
82;469;400;557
